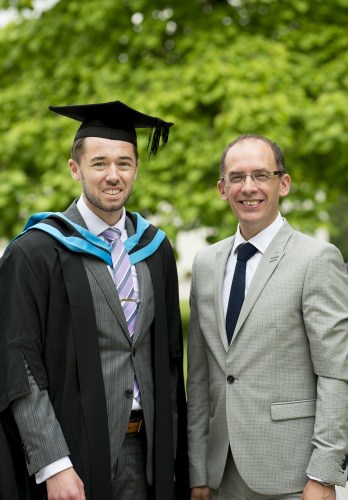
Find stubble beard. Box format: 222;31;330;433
83;184;133;214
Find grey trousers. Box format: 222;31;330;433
211;452;301;500
111;429;149;500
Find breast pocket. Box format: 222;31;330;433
271;399;316;421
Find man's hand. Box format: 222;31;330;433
191;485;211;500
301;479;335;500
46;468;86;500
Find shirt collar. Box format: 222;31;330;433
76;195;127;238
233;213;284;255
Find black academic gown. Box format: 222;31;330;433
0;211;189;500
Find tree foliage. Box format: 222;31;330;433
0;0;348;255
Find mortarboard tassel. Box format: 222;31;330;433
147;125;171;159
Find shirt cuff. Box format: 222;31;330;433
35;456;73;484
307;474;333;486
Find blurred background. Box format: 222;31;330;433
0;1;348;494
1;0;348;249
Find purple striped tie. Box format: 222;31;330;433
102;228;140;402
102;228;138;336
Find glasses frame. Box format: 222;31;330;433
220;170;286;186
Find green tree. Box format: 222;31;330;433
1;0;348;249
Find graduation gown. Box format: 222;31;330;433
0;210;189;499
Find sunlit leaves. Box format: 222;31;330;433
0;0;347;255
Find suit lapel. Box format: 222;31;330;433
131;260;153;344
231;221;293;343
214;236;235;352
82;257;130;339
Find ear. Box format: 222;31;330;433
69;159;81;181
279;173;291;198
217;179;228;200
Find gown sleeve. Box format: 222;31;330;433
0;238;50;413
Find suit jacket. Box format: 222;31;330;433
187;220;348;495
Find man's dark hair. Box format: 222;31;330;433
219;134;285;177
71;138;85;164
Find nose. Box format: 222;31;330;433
240;174;258;191
105;163;120;182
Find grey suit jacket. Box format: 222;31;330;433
12;203;156;482
187;220;348;494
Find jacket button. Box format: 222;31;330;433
132;348;136;356
125;389;133;398
227;375;235;384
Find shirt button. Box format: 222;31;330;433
227;375;235;384
125;389;133;398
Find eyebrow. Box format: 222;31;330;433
89;155;133;163
118;155;133;161
89;156;106;163
228;167;268;173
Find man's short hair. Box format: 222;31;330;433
220;134;285;177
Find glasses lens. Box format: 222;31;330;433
252;172;271;182
228;174;244;184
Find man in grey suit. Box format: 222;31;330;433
187;134;348;500
0;100;188;499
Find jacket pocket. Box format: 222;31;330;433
271;399;316;421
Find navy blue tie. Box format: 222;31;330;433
226;242;258;344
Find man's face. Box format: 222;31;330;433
69;137;139;225
217;139;290;239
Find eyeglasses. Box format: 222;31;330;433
221;170;286;186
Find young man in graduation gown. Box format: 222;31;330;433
0;100;189;500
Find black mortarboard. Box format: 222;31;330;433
49;100;173;157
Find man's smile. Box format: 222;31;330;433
104;188;121;195
240;200;262;206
